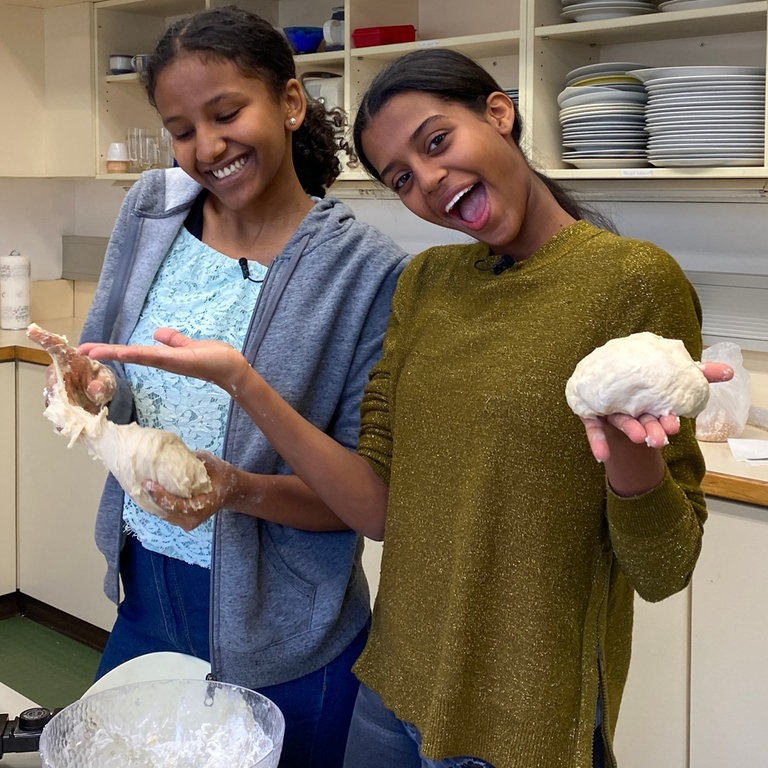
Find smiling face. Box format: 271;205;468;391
153;53;306;214
360;91;574;259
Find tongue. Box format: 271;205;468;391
456;184;487;225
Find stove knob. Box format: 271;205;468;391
17;707;52;732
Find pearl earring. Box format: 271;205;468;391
289;117;297;126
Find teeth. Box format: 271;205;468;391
211;157;246;179
445;185;474;214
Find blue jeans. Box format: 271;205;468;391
343;684;494;768
344;683;606;768
97;535;367;768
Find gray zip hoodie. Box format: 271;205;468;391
81;167;409;687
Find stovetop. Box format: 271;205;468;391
1;708;55;760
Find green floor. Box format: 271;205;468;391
0;616;102;709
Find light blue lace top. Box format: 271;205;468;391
122;227;267;567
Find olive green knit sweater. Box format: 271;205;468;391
355;221;707;767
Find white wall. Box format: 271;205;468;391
2;176;767;330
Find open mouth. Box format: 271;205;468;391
444;182;489;229
209;155;248;180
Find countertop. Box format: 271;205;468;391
3;320;767;508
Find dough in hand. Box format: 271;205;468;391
28;323;212;515
565;332;710;419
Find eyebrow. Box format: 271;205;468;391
378;114;447;182
162;92;240;127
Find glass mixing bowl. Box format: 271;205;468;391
39;678;284;767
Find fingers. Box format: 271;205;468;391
152;327;191;347
142;480;214;531
580;417;610;463
699;361;734;383
583;410;682;462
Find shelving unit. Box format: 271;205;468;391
87;0;768;183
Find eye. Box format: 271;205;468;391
171;128;193;142
427;132;447;153
392;170;412;191
218;108;241;123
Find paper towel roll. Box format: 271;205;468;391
0;250;31;329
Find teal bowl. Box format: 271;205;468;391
284;26;324;55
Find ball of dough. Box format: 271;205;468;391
565;332;710;419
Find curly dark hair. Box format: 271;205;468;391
144;5;344;198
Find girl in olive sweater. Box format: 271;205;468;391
81;49;733;768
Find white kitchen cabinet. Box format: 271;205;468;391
530;2;768;181
15;361;114;631
89;0;768;184
0;360;16;596
614;589;690;768
92;0;338;177
689;496;768;768
0;2;93;178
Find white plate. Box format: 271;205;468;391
563;129;648;138
646;93;764;106
638;75;765;90
649;156;764;166
563;157;649;168
559;103;645;115
560;115;646;127
565;61;649;84
557;85;647;107
561;5;656;21
81;652;211;699
644;83;766;96
627;66;765;82
659;0;748;10
565;142;648;150
645;110;764;119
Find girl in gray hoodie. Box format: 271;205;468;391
64;8;408;767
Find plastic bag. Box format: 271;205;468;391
695;342;751;442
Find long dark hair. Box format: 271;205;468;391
353;48;614;228
145;6;344;198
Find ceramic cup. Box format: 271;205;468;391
109;54;133;74
131;54;150;74
106;142;130;173
107;142;129;161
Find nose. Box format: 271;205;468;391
413;158;446;194
194;124;226;163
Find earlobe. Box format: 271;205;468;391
486;91;516;135
285;78;307;130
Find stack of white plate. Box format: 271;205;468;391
560;62;649;169
659;0;745;11
628;65;766;167
561;0;657;23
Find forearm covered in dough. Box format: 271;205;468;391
226;469;351;532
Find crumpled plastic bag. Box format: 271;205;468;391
695;341;751;442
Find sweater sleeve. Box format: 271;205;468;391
602;240;707;602
357;251;428;484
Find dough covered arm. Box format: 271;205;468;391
143;451;354;533
81;329;391;540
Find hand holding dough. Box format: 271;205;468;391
565;332;710;420
27;323;212;516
